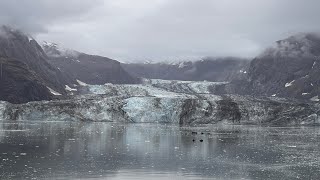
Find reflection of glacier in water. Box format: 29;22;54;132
0;121;320;179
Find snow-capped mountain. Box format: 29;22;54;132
122;57;249;82
42;41;80;58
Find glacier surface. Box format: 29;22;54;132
0;80;319;126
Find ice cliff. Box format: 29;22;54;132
0;80;319;126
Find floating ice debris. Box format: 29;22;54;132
287;146;297;148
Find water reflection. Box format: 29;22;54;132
0;121;320;179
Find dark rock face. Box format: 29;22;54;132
215;98;242;124
122;57;249;82
42;42;138;85
0;26;72;103
244;33;320;101
0;26;72;92
0;57;52;103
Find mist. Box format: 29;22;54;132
1;0;320;62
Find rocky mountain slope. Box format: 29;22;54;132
0;26;139;103
0;57;53;103
122;57;249;82
242;33;320;101
0;26;73;103
42;42;138;85
1;80;319;126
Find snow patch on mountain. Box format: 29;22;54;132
285;80;295;87
76;79;88;86
46;87;62;96
240;70;247;74
178;62;188;68
312;61;317;69
65;85;77;92
42;41;80;58
28;36;34;42
310;96;320;102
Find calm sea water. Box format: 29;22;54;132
0;121;320;180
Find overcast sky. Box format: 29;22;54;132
1;0;320;62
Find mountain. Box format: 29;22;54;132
122;57;249;82
42;42;139;85
243;33;320;101
0;26;73;103
0;26;139;103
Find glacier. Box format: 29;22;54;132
0;80;319;126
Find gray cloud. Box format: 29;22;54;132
0;0;102;33
1;0;320;62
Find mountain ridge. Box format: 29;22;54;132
122;57;250;82
42;41;139;85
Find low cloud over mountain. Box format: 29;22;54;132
2;0;320;61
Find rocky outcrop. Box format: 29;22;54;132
122;57;249;82
42;41;139;85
